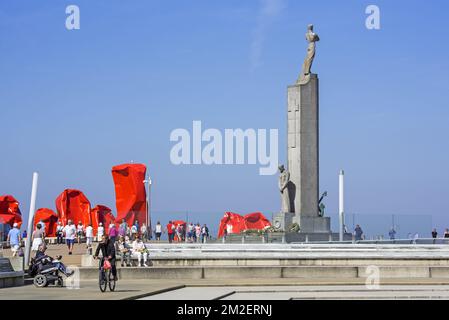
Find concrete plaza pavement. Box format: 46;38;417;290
3;278;449;300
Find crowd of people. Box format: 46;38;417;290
163;221;210;244
4;218;212;259
351;225;449;241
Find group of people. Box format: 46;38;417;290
431;228;449;239
164;221;210;243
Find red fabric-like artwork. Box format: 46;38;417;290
0;195;22;227
217;212;246;238
217;212;271;238
34;208;58;237
243;212;271;231
111;163;147;228
55;189;92;226
91;205;116;236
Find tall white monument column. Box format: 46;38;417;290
287;74;330;233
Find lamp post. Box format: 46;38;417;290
339;170;345;242
143;176;152;240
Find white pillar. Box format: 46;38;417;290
24;172;39;267
339;170;345;242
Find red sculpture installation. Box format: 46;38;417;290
112;163;148;227
0;195;22;227
34;208;58;237
217;211;271;238
55;189;92;226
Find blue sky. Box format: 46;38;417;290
1;0;448;237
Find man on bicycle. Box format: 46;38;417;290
93;235;117;281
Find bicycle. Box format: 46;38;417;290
97;258;116;292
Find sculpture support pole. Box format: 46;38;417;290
25;172;39;268
339;170;345;242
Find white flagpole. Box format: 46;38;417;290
24;172;39;268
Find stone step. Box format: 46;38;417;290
75;265;449;280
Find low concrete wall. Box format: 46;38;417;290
76;265;449;280
141;258;449;267
79;267;204;280
282;266;358;278
0;271;24;288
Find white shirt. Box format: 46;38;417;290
132;241;146;252
141;225;147;233
77;225;84;233
97;226;104;237
226;224;233;234
155;224;162;233
63;225;77;240
131;225;138;234
85;226;93;237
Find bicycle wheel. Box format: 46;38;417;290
99;269;107;292
108;270;116;291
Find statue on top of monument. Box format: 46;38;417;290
278;165;291;213
298;24;320;84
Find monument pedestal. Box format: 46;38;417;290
292;215;330;233
273;212;330;234
272;212;295;231
285;73;331;234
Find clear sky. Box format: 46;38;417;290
1;0;448;237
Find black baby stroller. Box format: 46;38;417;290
29;252;74;288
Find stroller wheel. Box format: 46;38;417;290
33;275;47;288
58;277;64;287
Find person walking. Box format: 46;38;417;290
354;225;364;241
21;229;27;247
63;220;77;255
388;228;396;240
119;219;128;238
432;228;438;239
140;223;148;242
130;223;138;240
154;221;162;242
108;224;118;244
195;223;201;243
176;224;183;242
167;221;174;244
444;229;449;238
37;219;46;235
85;223;94;253
7;223;21;257
97;222;104;242
76;221;84;245
56;221;64;245
31;224;45;253
201;224;209;243
187;223;194;243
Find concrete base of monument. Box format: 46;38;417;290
285;232;352;243
293;215;331;233
272;212;335;237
